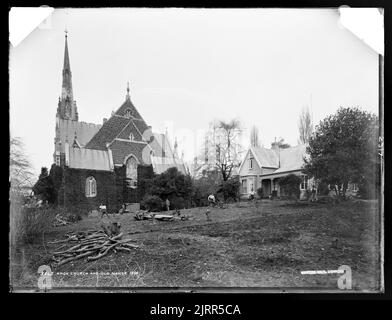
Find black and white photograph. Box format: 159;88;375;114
9;7;384;294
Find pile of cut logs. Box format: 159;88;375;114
134;209;189;221
134;210;154;220
49;225;138;267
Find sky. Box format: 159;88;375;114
9;8;380;179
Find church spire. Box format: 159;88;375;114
62;30;73;102
57;30;78;121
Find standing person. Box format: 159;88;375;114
99;203;109;219
310;186;317;202
208;194;216;207
249;188;255;201
119;203;126;215
165;198;170;211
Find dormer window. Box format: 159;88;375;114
125;109;132;118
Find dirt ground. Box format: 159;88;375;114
10;199;382;292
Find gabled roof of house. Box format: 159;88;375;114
68;146;114;171
251;146;279;168
272;144;307;174
242;144;308;175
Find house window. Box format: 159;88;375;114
55;156;60;166
129;132;134;141
125;109;132;118
352;183;358;192
249;157;253;170
242;179;247;194
85;176;97;197
126;156;138;188
300;175;308;190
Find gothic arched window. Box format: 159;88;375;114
125;156;138;188
85;176;97;197
129;132;134;141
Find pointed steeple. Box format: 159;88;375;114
62;30;73;102
57;30;78;121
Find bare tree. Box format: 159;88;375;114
298;106;313;144
10;137;34;195
207;119;244;181
250;125;260;148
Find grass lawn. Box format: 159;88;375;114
10;199;381;292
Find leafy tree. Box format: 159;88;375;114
191;169;222;206
32;167;54;203
141;195;163;212
303;107;379;199
279;174;301;200
143;167;193;208
298;106;313;144
49;164;63;205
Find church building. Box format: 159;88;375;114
53;33;186;212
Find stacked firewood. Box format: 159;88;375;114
134;210;154;221
49;227;139;267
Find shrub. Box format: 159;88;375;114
256;187;263;199
358;179;378;199
279;174;301;200
317;182;330;196
191;185;209;207
141;167;193;208
169;196;187;210
13;206;56;244
219;178;240;202
141;195;163;212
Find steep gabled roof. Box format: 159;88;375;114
133;119;149;137
251;146;279;168
117;121;143;141
85;115;131;150
240;144;308;176
115;97;145;121
271;144;307;174
85;95;150;150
